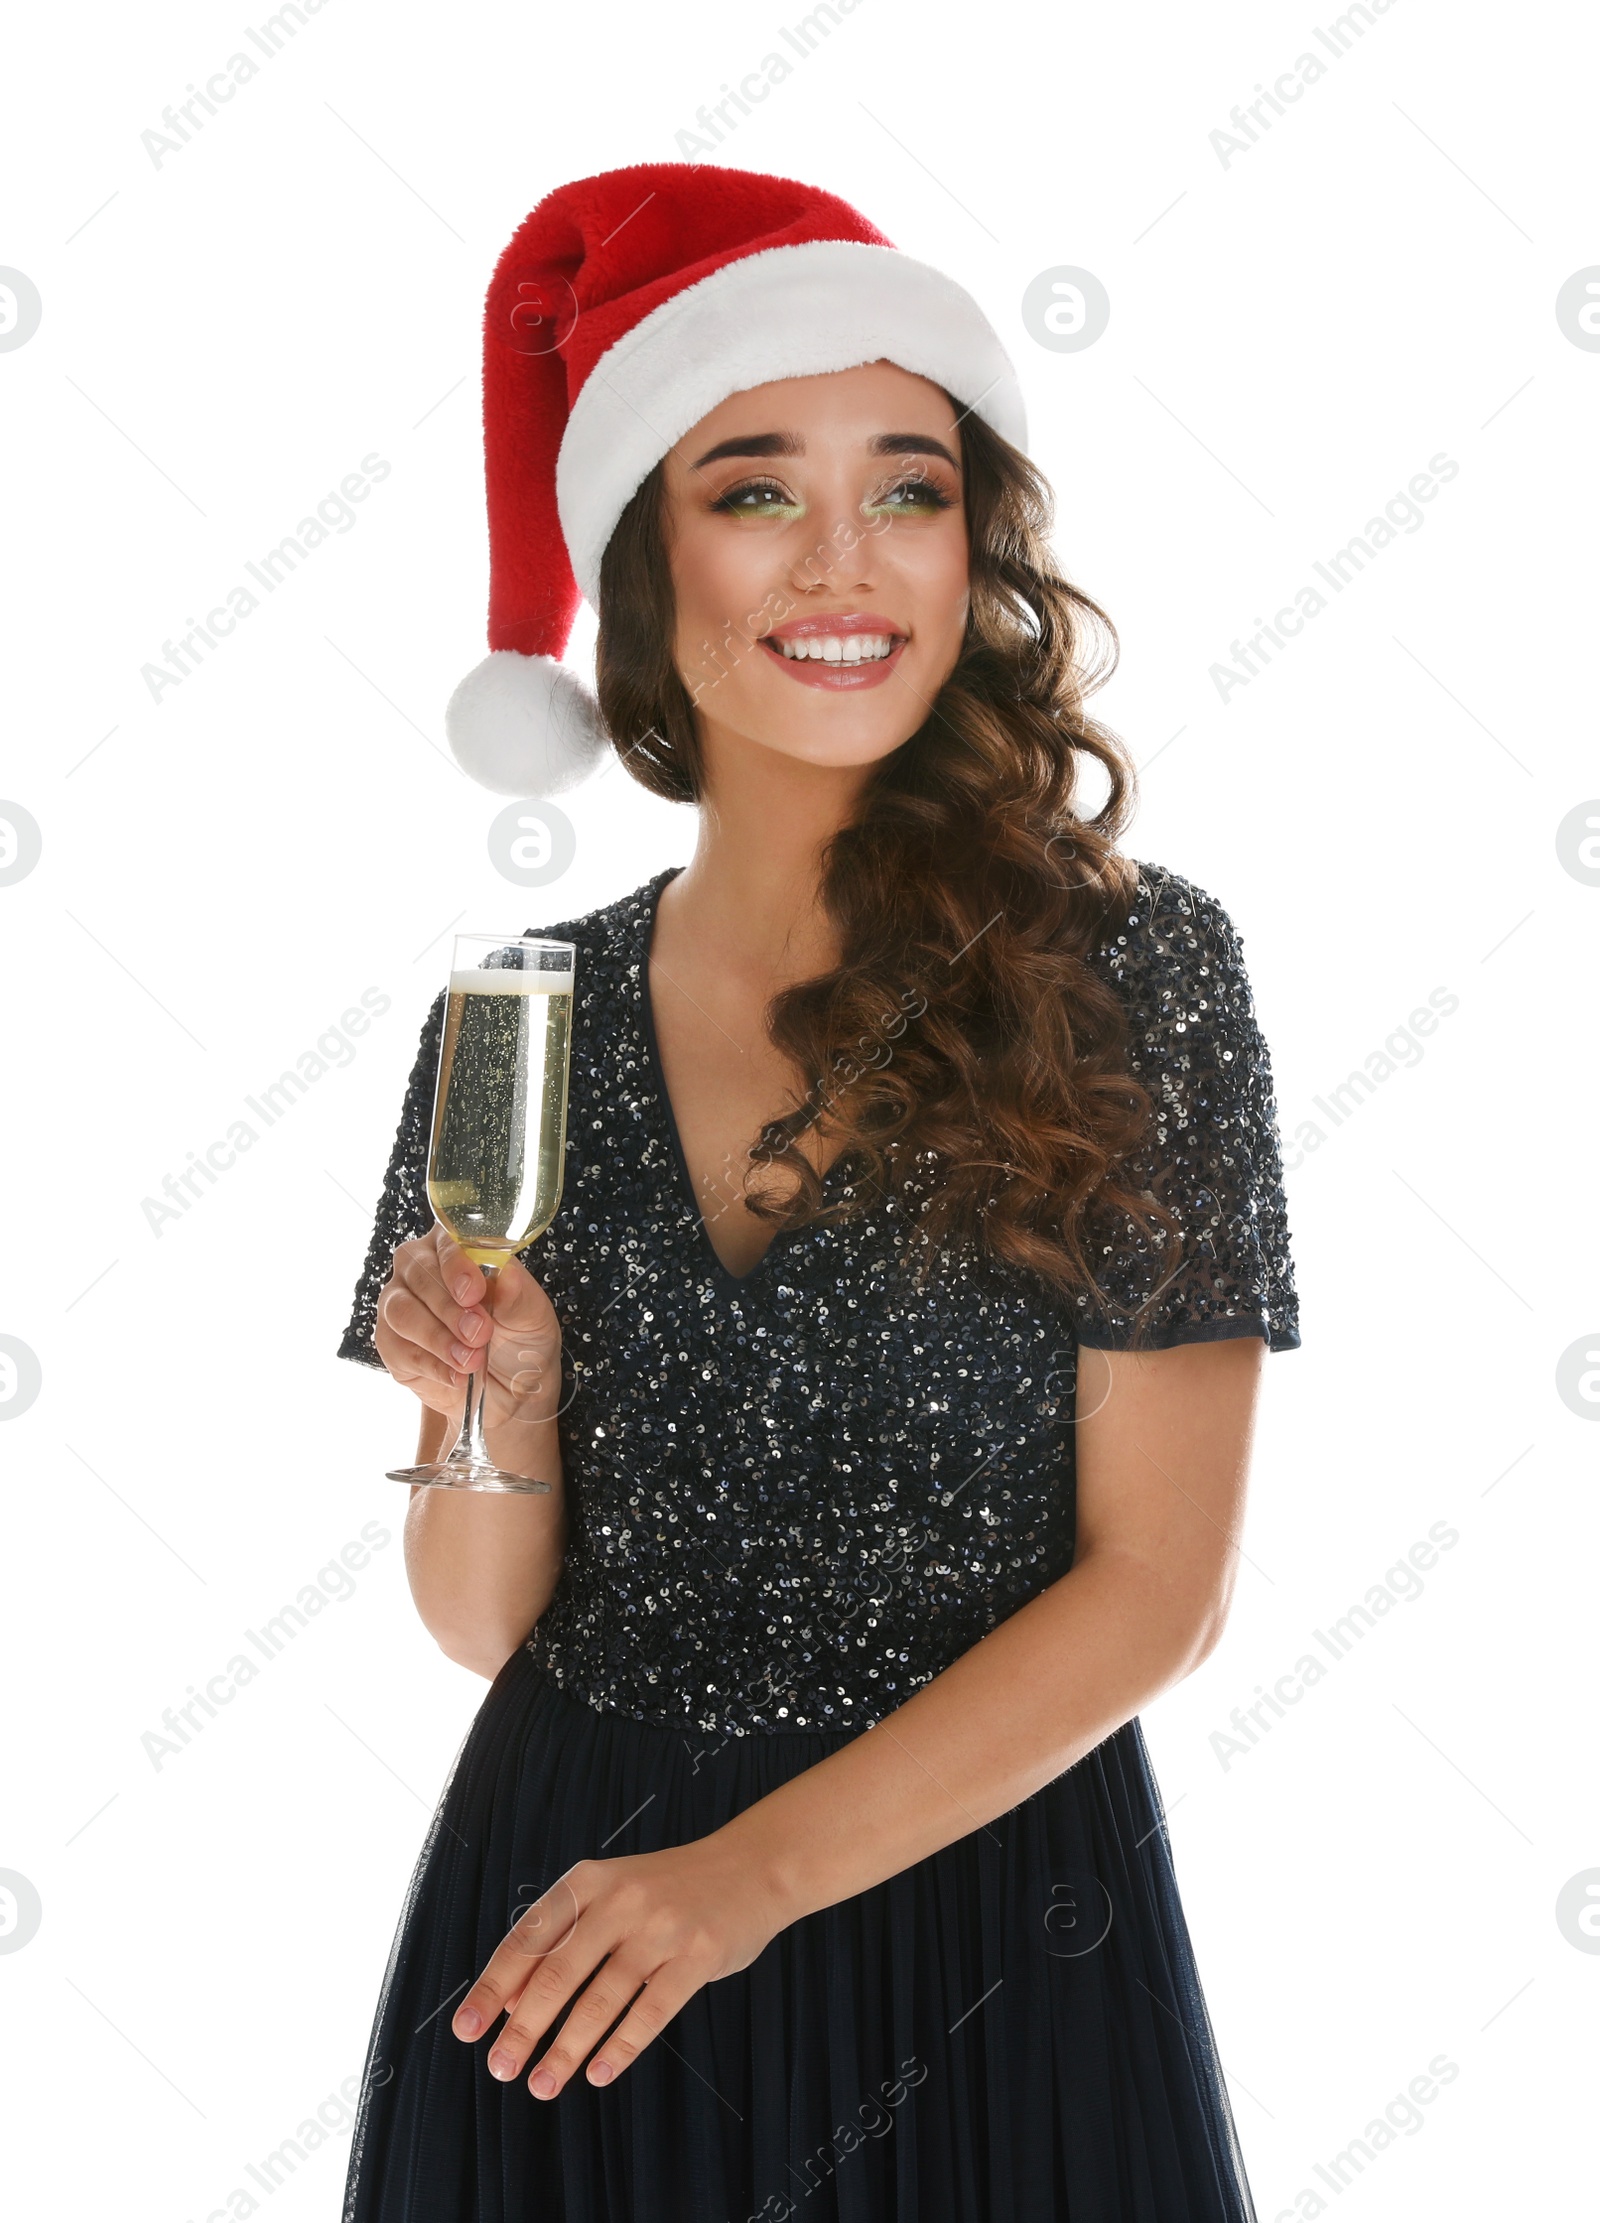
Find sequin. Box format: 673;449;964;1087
337;862;1300;1739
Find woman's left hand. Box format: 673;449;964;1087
450;1832;793;2097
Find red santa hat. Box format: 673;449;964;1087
444;160;1029;797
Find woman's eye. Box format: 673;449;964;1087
708;479;801;515
866;477;956;514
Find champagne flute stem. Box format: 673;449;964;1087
450;1261;500;1468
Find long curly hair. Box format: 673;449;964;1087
593;399;1180;1333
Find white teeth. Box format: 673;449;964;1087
775;633;898;664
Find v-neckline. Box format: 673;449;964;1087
636;865;858;1294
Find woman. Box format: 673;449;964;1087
337;162;1300;2222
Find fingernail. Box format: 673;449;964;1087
451;1343;472;1366
589;2060;614;2086
488;2051;517;2079
530;2067;557;2098
454;1275;474;1301
455;2008;482;2036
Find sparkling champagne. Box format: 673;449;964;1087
427;962;574;1268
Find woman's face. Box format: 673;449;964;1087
661;359;970;775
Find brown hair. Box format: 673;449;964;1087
593;402;1179;1332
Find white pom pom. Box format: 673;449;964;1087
444;650;609;797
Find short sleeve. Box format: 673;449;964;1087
1071;864;1302;1354
335;986;447;1370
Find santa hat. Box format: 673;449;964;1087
445;161;1029;797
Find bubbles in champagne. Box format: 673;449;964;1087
429;967;574;1265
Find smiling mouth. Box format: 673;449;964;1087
763;632;903;666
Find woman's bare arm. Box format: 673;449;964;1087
376;1225;570;1679
402;1399;568;1680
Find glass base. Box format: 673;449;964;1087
386;1459;553;1494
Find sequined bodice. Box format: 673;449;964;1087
338;863;1299;1738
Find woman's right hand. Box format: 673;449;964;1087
374;1222;564;1436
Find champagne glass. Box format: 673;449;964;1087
386;932;576;1492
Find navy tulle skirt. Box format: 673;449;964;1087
341;1644;1257;2222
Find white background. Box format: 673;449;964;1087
2;1;1595;2216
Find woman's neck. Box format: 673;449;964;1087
664;730;870;985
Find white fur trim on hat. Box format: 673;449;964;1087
444;650;609;797
555;239;1027;607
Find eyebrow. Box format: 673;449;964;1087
689;429;961;472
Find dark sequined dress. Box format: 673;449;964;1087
336;861;1300;2223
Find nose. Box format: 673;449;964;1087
785;503;881;598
